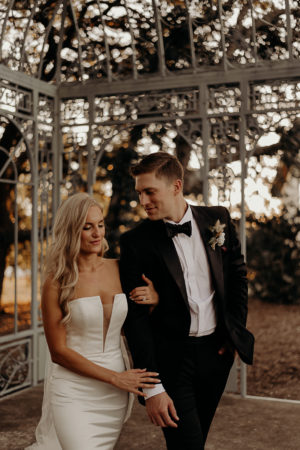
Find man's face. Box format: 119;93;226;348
135;172;178;221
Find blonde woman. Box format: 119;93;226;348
27;193;160;450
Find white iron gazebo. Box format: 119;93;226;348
0;0;299;398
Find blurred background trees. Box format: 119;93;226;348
0;0;300;312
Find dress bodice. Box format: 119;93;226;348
66;294;127;356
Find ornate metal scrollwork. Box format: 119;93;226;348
0;340;31;396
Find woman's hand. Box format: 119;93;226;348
129;274;159;310
111;368;160;396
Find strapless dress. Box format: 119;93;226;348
26;294;133;450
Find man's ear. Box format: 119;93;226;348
173;179;183;195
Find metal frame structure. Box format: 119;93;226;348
0;1;299;84
0;65;58;395
0;0;300;398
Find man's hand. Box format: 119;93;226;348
145;392;179;428
218;341;236;358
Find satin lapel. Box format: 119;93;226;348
151;221;189;310
191;206;225;301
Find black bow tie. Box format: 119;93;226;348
165;221;192;238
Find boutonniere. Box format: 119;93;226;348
208;219;226;250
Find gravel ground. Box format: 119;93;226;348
1;386;300;450
246;298;300;400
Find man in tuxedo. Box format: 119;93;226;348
119;152;254;449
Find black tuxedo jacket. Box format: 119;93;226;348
119;205;254;392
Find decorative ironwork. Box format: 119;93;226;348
210;116;240;164
94;89;200;124
250;79;300;112
209;165;236;206
0;339;31;396
0;1;299;83
0;74;56;394
208;84;241;115
38;94;55;305
0;81;33;116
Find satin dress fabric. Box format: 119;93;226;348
26;294;133;450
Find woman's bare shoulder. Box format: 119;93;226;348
42;276;60;297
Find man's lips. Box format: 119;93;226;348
145;207;156;213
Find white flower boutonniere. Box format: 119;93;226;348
208;219;226;250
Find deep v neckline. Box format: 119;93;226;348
69;294;124;352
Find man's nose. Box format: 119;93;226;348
139;193;148;206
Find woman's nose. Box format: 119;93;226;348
92;227;100;236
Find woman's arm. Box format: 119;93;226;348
41;277;160;396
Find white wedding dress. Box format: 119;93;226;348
26;294;133;450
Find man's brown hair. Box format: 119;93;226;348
130;152;184;182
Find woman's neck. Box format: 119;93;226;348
77;253;104;273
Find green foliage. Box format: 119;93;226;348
246;210;300;305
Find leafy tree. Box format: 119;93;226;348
247;210;300;305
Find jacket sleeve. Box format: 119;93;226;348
224;207;248;327
119;234;160;374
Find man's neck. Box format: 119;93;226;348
165;200;188;223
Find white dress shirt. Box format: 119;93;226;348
144;204;217;399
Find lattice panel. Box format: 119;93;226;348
0;339;31;396
94;89;200;125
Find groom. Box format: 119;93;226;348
119;152;254;449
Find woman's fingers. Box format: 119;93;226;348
130;291;148;302
140;383;158;388
129;287;147;300
140;377;161;383
130;388;147;397
132;369;159;376
142;274;153;286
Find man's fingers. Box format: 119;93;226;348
152;412;168;428
169;401;179;421
148;412;161;427
148;408;178;428
161;411;178;428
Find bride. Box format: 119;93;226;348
27;193;160;450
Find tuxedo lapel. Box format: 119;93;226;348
150;221;189;310
191;206;225;301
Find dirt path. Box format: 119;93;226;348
247;298;300;400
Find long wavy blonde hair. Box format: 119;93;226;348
44;193;108;324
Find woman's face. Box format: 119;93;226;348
80;206;105;255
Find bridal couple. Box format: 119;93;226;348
27;152;254;450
